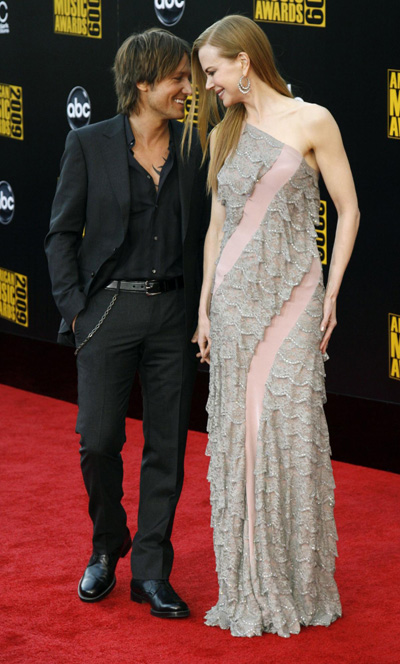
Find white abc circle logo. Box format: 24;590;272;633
66;86;91;130
154;0;185;27
0;1;8;24
0;181;15;225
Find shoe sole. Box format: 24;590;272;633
78;575;116;603
150;608;190;618
131;591;190;618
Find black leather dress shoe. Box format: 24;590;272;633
78;530;132;602
130;579;190;618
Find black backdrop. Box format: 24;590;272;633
1;1;399;405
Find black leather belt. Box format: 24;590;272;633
105;275;184;296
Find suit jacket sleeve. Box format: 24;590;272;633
44;130;88;328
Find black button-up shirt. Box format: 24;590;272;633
112;116;183;280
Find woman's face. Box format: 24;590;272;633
198;44;244;107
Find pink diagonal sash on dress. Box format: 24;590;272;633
245;257;321;563
213;144;302;296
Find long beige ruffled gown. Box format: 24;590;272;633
205;124;342;638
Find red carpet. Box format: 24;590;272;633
1;384;399;664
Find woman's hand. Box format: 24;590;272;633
320;296;337;354
194;315;211;365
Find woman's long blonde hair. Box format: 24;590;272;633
184;15;292;192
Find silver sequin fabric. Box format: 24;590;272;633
205;125;342;638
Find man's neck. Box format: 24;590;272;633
128;112;170;149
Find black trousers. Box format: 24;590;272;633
74;286;197;579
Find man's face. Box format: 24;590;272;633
139;55;192;120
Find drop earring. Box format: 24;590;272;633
238;75;251;94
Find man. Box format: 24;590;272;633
45;29;209;618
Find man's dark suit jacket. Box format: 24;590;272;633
45;114;209;346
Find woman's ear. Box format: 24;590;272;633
237;52;250;77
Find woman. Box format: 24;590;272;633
185;15;360;637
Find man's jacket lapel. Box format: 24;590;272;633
100;115;130;234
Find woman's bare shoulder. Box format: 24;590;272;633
297;101;337;131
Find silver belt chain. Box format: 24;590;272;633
74;292;119;356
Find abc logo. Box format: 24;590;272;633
66;86;91;130
0;2;8;24
0;181;15;225
154;0;185;27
